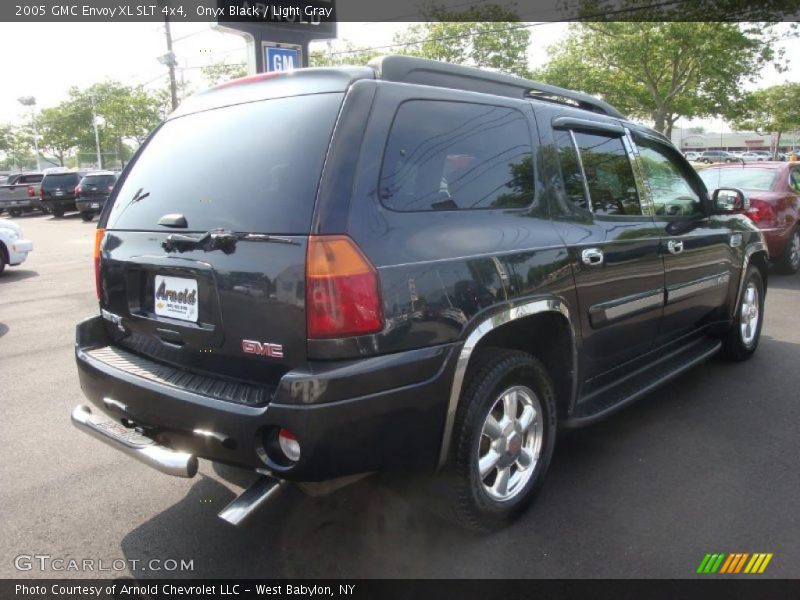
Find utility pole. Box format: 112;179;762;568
160;3;179;112
91;94;103;169
17;96;42;171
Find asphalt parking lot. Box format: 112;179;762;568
1;212;799;579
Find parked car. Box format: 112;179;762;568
0;173;44;216
76;171;118;221
699;162;800;273
71;56;769;531
0;219;33;274
698;150;737;163
40;170;87;217
684;151;701;161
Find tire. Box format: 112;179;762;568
40;207;49;215
721;266;765;361
8;208;22;217
0;245;7;276
80;212;94;222
51;206;64;218
777;226;800;274
440;348;557;531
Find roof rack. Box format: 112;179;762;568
368;55;624;120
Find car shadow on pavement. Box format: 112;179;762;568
119;333;800;579
0;269;38;282
0;323;8;338
766;271;800;291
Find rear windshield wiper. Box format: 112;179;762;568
162;229;298;254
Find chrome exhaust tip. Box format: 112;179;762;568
218;475;286;526
71;404;198;478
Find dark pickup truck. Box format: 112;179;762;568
72;57;768;531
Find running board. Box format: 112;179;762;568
218;475;287;526
564;337;722;427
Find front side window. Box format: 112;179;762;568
379;100;533;211
571;131;641;216
636;138;704;217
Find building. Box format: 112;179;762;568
670;128;800;153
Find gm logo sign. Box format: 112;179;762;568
265;45;300;72
697;552;773;574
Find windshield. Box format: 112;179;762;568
107;93;343;234
699;168;778;192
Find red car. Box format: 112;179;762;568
700;162;800;273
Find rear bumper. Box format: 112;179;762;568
76;198;107;212
74;315;457;481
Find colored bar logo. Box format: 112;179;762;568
697;553;773;574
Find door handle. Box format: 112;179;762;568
667;239;684;255
581;248;604;266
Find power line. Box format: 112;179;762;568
325;0;697;57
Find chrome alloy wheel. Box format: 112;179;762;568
789;230;800;271
740;282;760;348
477;385;543;502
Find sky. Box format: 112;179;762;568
0;21;797;132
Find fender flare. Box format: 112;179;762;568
735;240;768;315
437;297;578;468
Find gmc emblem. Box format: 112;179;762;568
241;339;284;358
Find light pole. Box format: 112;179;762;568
17;96;42;171
90;94;103;169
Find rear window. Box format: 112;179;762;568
81;175;116;186
43;173;81;188
699;168;777;191
107;93;343;233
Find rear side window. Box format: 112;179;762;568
379;100;533;211
107;93;343;233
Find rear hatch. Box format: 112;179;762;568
42;172;81;200
99;90;345;390
79;174;116;201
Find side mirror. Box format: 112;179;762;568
711;187;749;214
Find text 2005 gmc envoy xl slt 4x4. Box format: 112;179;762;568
72;57;768;530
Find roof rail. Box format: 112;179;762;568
368;55;624;120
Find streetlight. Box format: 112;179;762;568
17;96;42;171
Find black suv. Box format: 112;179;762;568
40;170;87;217
76;171;118;221
72;57;768;530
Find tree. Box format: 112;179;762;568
310;4;531;77
201;62;247;86
734;82;800;157
37;104;80;166
535;22;787;136
397;5;532;77
0;124;35;170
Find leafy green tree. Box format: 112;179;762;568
734;82;800;157
311;4;531;77
201;62;247;86
535;22;786;136
37;104;80;166
0;124;35;170
399;5;531;77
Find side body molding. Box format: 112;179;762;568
437;298;577;468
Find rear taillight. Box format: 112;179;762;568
26;186;35;197
74;185;81;197
94;228;105;300
306;236;383;339
746;199;777;228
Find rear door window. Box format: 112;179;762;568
379;100;533;211
81;175;116;187
107;93;343;234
